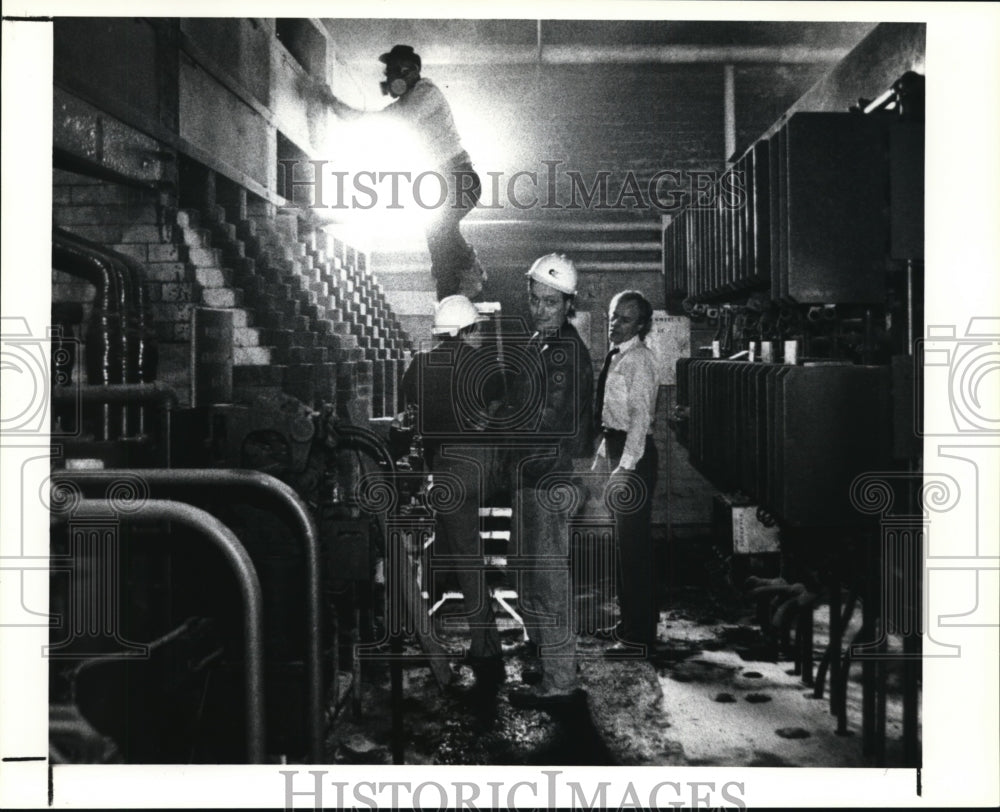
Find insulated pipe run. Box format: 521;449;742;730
65;498;266;763
53;467;324;763
389;43;854;67
54;228;155;436
53;231;127;440
55;381;178;404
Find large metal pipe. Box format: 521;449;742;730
52;467;324;763
53;381;178;404
52;382;177;467
53;228;127;384
65;498;266;763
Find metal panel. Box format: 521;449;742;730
889;121;924;260
782;113;890;303
777;364;891;525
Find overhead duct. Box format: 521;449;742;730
345;43;852;67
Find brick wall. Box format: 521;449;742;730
434;62;728;209
52;167;412;420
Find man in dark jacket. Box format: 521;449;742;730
401;295;504;697
506;254;594;709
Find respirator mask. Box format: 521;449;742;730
380;66;412;98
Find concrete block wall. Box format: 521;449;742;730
52;15;416;422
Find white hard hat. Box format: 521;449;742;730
432;294;484;337
525;253;578;295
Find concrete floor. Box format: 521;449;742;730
326;578;915;767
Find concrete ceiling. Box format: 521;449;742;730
317;18;879;243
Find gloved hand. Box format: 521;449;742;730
297;73;336;106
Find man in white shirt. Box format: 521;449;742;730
593;290;659;655
302;44;485;300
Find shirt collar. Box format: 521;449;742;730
611;334;641;354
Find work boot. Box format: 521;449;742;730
603;640;649;659
456;652;504;689
520;659;543;685
508;685;586;711
449;655;504;710
519;639;542;684
471;655;505;690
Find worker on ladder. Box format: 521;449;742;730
302;44;486;300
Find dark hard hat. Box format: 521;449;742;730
379;44;421;70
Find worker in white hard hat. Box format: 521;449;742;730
506;254;594;711
429;293;485;344
300;44;485;300
400;295;506;703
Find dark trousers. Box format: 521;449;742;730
431;447;501;660
604;431;659;647
425;160;481;299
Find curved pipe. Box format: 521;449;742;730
53;467;323;763
333;423;397;474
63;498;265;763
53;228;129;388
54;228;156;434
54;227;154;383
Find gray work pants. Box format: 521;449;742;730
513;485;578;692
